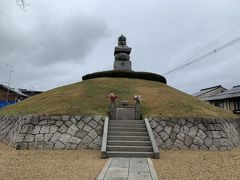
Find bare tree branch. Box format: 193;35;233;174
16;0;29;10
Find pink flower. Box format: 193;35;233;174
109;93;117;102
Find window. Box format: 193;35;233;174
121;62;125;66
235;99;240;110
215;100;224;108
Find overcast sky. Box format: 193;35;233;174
0;0;240;94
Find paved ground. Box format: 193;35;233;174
97;158;158;180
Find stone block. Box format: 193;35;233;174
50;132;61;142
193;137;204;146
198;123;207;131
66;124;79;136
212;131;221;138
204;137;213;147
155;136;163;147
159;121;167;127
176;132;185;142
40;125;50;134
65;121;72;127
96;126;103;136
75;129;88;139
49;125;58;134
83;116;92;124
89;142;99;149
209;145;218;151
189;126;198;138
24;134;35;142
58;124;68;133
88;129;98;139
184;135;193;147
48;120;56;125
74;115;82;121
69;144;78;150
55;121;64;127
200;145;208;150
61;116;70;121
186;122;194;128
70;117;77;124
174;140;184;148
88;120;98;129
32;116;39;125
15;134;25;142
159;131;169;141
54;141;65;149
165;139;173;148
32;126;41;135
39;120;48;126
83;135;93;145
44;142;54;149
169;132;177;142
77;121;85;129
59;133;72;145
28;142;37;149
21;124;34;134
220;138;231;147
35;134;44;142
93;136;102;146
164;126;172;135
69;137;81;144
180;126;190;135
150;120;158;129
93;116;102;122
172;124;180;133
197;129;207;140
44;134;53;142
155;125;163;133
190;144;199;150
77;141;87;149
99;120;104;126
212;139;221;148
83;124;92;132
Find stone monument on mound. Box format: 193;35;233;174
114;34;132;71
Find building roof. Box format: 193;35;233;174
203;85;240;101
0;84;28;97
192;85;226;97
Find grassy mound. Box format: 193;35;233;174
0;78;236;118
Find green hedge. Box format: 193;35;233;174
82;70;167;84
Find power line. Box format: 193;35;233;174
163;35;240;76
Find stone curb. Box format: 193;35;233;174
147;158;159;180
96;158;112;180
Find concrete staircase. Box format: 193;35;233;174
103;119;159;158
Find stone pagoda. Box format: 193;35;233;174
113;34;132;71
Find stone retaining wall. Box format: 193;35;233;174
149;117;240;150
0;115;104;150
1;115;240;151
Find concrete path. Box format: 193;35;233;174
97;158;158;180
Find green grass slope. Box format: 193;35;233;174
0;78;236;118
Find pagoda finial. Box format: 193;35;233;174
113;34;132;71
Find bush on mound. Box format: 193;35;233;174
82;70;167;84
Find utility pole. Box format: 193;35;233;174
6;64;13;105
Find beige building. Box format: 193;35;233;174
193;85;240;115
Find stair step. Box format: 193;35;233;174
106;151;154;158
108;140;151;146
109;120;145;124
109;124;146;128
108;131;148;136
108;135;150;141
108;127;147;132
107;145;153;152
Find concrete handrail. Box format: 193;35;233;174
101;117;109;158
144;118;160;159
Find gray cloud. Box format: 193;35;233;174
0;0;240;93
